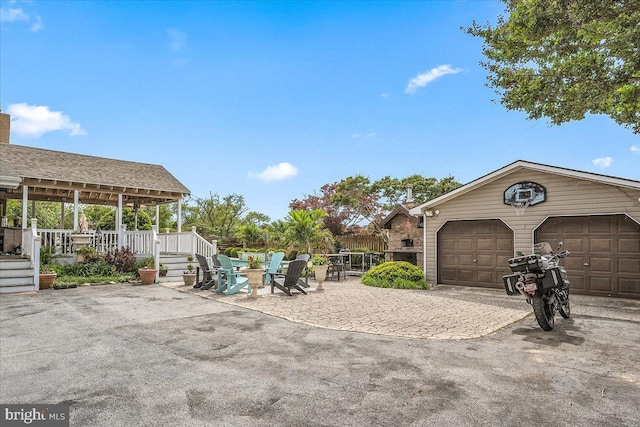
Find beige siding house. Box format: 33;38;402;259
409;160;640;300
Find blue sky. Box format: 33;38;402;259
2;0;638;221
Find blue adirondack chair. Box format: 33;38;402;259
262;252;285;286
215;254;250;295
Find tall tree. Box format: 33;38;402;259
466;0;640;133
183;193;249;239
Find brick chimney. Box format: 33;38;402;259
0;112;10;144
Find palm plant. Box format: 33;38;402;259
284;209;333;254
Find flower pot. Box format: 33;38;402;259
244;268;265;299
159;268;168;277
313;264;328;290
182;273;196;286
138;268;157;285
39;272;57;289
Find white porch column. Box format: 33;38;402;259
21;185;28;228
60;202;65;229
155;204;160;228
116;194;123;232
177;196;182;233
73;190;79;230
117;194;123;249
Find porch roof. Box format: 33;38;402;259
0;144;190;206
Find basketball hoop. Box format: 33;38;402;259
510;201;530;216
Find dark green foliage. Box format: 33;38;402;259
286;249;298;260
62;260;116;277
40;245;56;265
362;261;429;290
76;246;101;263
466;0;640;133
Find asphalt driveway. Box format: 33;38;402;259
1;282;639;426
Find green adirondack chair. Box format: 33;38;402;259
262;252;285;286
215;254;250;295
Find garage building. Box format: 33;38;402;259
409;160;640;299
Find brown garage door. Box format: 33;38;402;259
438;220;513;288
535;215;640;299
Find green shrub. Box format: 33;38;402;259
62;260;116;277
362;261;428;290
286;249;298;260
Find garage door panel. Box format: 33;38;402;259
459;254;475;267
497;238;512;251
536;215;640;299
619;238;640;254
477;271;494;283
458;270;474;282
619;278;640;295
589;276;613;292
477;238;493;251
458;238;474;251
477;254;493;265
619;218;640;233
440;268;457;282
589;218;613;233
438;220;513;288
590;238;612;253
590;257;613;273
564;238;585;252
440;238;456;251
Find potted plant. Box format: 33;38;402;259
159;264;168;277
311;254;329;290
138;257;157;285
244;255;264;299
182;255;196;286
39;266;57;290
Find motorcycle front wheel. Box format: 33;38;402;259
532;294;555;331
558;288;570;319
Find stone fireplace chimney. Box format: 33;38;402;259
0;112;10;144
406;184;414;203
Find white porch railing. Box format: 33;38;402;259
22;218;41;290
37;226;216;258
157;226;217;257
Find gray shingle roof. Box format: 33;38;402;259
0;143;190;206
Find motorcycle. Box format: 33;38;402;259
503;242;571;331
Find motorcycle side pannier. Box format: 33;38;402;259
502;274;521;296
508;254;544;273
540;267;568;289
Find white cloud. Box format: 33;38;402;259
380;93;390;99
631;145;640;153
167;28;186;52
592;157;613;168
7;103;86;138
30;15;43;32
250;162;298;182
404;64;463;94
0;7;29;22
351;132;376;139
